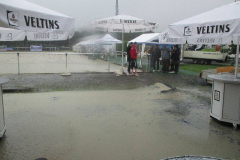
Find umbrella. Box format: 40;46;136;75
0;0;75;139
93;14;158;68
0;27;25;41
167;1;240;78
0;0;75;39
0;27;73;41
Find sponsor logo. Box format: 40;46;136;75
52;32;58;39
24;16;60;29
135;28;146;32
124;20;136;24
161;32;179;43
97;20;107;24
161;32;168;41
197;24;230;34
214;90;220;101
0;46;7;52
7;11;19;27
184;26;192;36
6;33;12;40
30;45;42;52
196;38;223;44
34;33;50;39
33;32;59;39
197;38;215;44
7;10;61;30
113;29;123;32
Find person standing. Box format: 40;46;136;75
161;46;170;73
126;42;133;74
130;42;140;76
171;45;181;74
152;45;161;72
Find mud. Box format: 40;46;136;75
1;73;208;93
0;74;239;160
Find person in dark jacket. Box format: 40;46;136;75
171;45;181;74
126;42;133;74
161;46;170;73
149;45;154;66
152;45;161;72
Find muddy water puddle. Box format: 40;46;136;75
0;83;240;160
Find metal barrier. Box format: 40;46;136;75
0;51;151;75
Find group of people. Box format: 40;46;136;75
148;45;181;74
126;43;181;76
126;42;140;76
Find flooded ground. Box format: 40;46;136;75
0;80;240;160
0;53;239;160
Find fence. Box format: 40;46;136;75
12;46;72;52
0;51;151;75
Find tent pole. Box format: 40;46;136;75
235;36;239;78
17;53;20;75
122;21;124;68
181;44;184;62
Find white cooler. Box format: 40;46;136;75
208;74;240;130
0;78;9;138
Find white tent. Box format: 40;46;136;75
168;2;240;45
0;27;25;41
73;34;121;52
0;0;75;40
167;1;240;77
128;33;160;67
128;33;160;44
95;34;122;45
75;34;121;46
159;30;186;44
93;14;159;68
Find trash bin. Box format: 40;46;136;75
0;78;9;138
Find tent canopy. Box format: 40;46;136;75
0;0;75;39
168;2;240;45
95;34;122;45
128;33;160;44
159;30;186;44
167;1;240;78
75;34;121;46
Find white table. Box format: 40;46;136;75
208;74;240;130
0;78;9;138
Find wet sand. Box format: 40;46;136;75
1;83;240;160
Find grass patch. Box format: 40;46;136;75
180;64;227;73
201;48;216;52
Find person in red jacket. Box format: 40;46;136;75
130;42;140;76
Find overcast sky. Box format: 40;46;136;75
27;0;235;32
